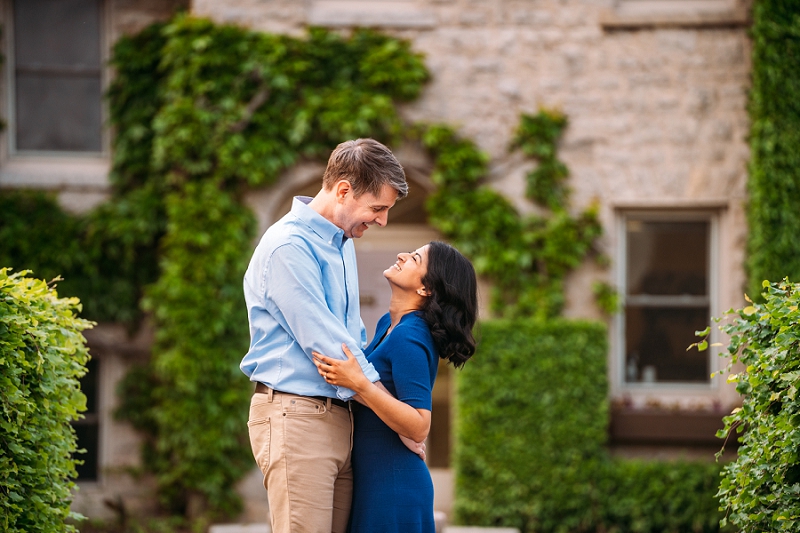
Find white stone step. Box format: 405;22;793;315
208;525;270;533
443;528;520;533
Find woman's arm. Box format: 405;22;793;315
313;343;431;443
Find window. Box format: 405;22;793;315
72;357;100;481
619;213;716;386
9;0;104;154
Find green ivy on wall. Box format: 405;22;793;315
422;111;602;319
745;0;800;300
108;15;428;519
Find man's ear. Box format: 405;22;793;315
334;180;352;201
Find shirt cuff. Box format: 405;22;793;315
334;363;380;401
335;386;356;401
360;362;380;384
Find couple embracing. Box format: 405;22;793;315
240;138;478;533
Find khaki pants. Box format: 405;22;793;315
248;388;354;533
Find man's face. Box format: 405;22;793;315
335;183;399;239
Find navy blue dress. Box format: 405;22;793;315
348;311;438;533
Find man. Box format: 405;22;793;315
241;138;409;533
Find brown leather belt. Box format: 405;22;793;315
255;382;350;410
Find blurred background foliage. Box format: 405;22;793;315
745;0;800;301
104;15;428;519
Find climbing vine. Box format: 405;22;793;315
422;111;602;319
109;15;428;519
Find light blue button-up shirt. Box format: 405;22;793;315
241;196;379;401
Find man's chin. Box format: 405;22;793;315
351;225;370;238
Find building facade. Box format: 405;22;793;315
0;0;752;524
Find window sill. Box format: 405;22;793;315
610;407;732;446
600;0;749;30
307;0;436;28
0;155;110;191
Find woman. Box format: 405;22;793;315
313;241;478;533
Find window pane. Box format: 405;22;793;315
625;306;709;383
73;358;99;481
82;358;99;415
74;423;99;481
13;0;102;153
14;0;101;68
15;74;102;152
626;220;708;296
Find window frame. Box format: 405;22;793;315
600;0;750;30
614;209;720;393
2;0;111;161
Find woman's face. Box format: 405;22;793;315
383;244;430;292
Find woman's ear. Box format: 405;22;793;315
416;287;431;297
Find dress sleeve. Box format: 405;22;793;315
384;323;435;411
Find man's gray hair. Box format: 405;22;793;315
322;139;408;199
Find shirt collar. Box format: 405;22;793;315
291;196;347;248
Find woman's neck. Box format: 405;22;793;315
387;288;425;331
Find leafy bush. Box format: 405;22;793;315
454;318;725;533
714;279;800;531
745;0;800;300
0;268;93;532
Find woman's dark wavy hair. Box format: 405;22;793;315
420;241;478;368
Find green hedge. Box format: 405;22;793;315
454;319;608;532
0;268;93;532
745;0;800;299
597;459;726;533
454;319;725;533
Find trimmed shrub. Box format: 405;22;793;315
454;319;608;532
454;318;725;533
0;268;93;532
598;459;725;533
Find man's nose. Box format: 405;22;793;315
375;211;388;227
